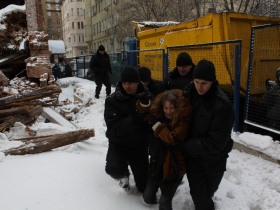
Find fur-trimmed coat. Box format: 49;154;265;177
149;89;192;180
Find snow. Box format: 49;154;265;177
1;77;280;210
0;4;26;30
48;40;66;54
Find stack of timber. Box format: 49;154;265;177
0;83;61;132
0;76;95;156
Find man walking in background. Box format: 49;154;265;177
90;45;112;99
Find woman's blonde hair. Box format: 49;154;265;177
152;90;185;127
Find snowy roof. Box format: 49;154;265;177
48;40;66;54
0;4;26;30
135;21;179;28
0;4;26;20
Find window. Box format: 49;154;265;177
77;8;79;15
68;37;71;43
72;22;74;29
81;22;84;29
77;22;80;29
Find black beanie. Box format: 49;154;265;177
98;45;105;51
121;66;140;82
176;52;193;66
138;67;151;82
193;59;216;82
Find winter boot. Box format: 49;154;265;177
119;176;130;191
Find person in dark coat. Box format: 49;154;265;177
138;66;165;97
64;62;72;77
141;89;192;210
90;45;112;98
52;63;62;80
175;59;234;210
264;67;280;130
164;52;195;90
104;66;152;193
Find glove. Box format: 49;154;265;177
136;92;151;106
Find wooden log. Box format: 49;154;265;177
0;119;14;132
0;105;43;132
0;86;61;107
0;105;34;117
4;129;95;155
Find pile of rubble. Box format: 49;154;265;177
0;5;27;56
0;74;61;133
0;75;95;156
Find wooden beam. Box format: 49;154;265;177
4;129;95;155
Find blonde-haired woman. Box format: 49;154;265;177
142;89;192;210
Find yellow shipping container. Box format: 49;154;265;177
134;12;280;95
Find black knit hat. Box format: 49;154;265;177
193;59;216;82
121;66;140;82
138;67;151;82
98;45;105;51
176;52;193;66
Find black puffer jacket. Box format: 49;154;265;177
164;67;194;90
183;82;234;159
90;51;111;77
104;82;150;150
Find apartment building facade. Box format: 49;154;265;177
85;0;125;54
41;0;63;40
61;0;88;58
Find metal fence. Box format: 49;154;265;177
105;49;166;85
69;49;165;86
245;24;280;133
167;40;242;132
69;55;93;79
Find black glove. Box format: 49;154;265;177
136;92;150;105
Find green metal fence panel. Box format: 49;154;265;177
245;24;280;133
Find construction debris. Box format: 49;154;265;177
4;129;95;155
0;5;95;156
0;5;29;79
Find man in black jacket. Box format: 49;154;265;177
138;66;164;97
177;59;234;210
104;66;151;193
164;52;195;90
90;45;112;99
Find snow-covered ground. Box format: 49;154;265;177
0;77;280;210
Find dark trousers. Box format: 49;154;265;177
95;74;111;96
185;158;227;210
105;143;149;193
159;178;183;210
